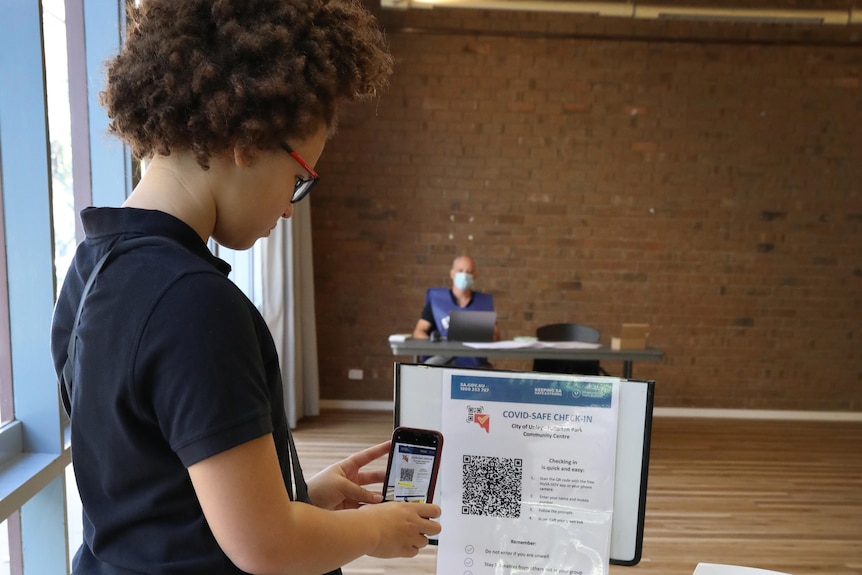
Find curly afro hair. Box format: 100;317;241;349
101;0;394;168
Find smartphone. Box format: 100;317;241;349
381;427;443;504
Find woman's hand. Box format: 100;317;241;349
306;440;390;510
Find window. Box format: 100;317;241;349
0;1;128;572
45;0;77;292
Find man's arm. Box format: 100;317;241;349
413;299;435;339
412;318;433;339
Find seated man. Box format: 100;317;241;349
412;255;499;368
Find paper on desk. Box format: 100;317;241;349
463;340;602;350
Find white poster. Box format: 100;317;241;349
436;371;620;575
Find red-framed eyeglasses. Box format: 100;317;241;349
281;143;320;203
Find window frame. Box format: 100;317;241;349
0;2;70;573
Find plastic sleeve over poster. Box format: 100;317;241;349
436;371;620;575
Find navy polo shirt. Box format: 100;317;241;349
51;207;291;574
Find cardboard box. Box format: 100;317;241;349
611;337;647;350
611;324;650;350
620;323;650;339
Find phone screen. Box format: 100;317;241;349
382;428;442;503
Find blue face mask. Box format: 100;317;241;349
453;272;474;291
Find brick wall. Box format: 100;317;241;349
309;7;862;411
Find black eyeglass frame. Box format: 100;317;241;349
280;143;320;203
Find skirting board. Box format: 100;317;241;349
320;399;394;412
319;400;862;422
654;407;862;422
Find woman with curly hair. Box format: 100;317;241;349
51;1;441;573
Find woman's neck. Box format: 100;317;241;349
122;153;219;244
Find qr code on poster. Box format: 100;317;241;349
461;455;523;518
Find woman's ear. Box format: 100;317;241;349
232;146;256;168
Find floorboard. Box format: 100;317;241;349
291;411;862;575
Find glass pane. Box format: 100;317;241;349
43;0;77;292
66;463;83;564
0;518;11;575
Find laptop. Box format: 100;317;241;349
446;310;497;342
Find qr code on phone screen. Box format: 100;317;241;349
461;454;523;518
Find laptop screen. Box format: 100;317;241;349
446;310;496;342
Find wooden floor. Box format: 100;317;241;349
292;410;862;575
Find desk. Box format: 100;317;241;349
389;339;664;379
